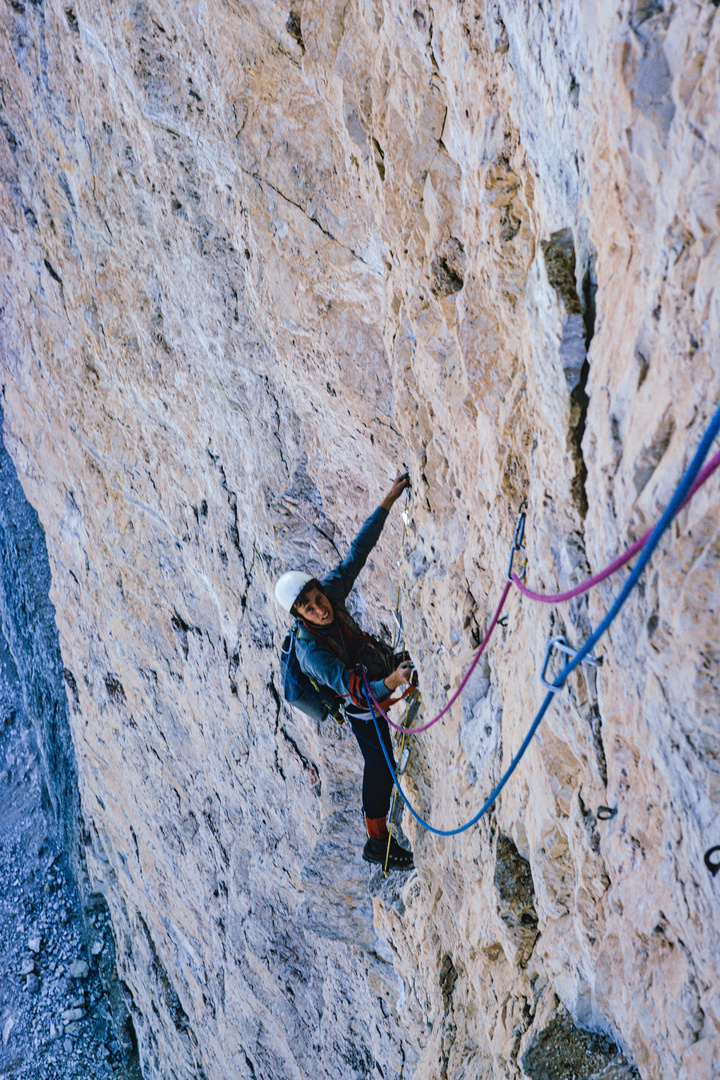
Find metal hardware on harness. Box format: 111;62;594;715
392;610;405;651
540;635;603;691
403;689;422;729
506;500;528;582
705;846;720;877
393;691;421;757
596;806;618;821
397;746;411;775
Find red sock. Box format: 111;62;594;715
365;815;389;840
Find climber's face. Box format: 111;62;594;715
295;586;335;627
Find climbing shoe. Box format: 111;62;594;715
362;836;414;872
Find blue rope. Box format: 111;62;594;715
362;402;720;838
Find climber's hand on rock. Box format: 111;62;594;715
380;471;410;510
384;661;413;692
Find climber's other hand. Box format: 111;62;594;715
384;661;413;692
381;471;410;510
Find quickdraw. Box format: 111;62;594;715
360;402;720;837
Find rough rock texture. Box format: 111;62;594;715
0;417;141;1076
1;1;719;1078
0;625;141;1079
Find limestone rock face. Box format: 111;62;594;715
1;1;719;1078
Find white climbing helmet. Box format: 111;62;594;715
275;571;313;613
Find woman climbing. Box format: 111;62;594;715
275;472;415;871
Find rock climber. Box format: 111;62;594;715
275;472;415;871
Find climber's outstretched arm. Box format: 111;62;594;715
322;472;410;601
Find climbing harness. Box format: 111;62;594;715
297;610;411;712
360;402;720;837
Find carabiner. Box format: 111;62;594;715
506;500;528;582
540;635;603;692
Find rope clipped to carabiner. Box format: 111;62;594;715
363;401;720;837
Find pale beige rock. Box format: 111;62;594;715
1;1;719;1078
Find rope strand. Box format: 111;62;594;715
371;444;720;736
511;447;720;604
361;403;720;837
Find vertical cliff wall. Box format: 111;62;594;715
0;411;83;880
1;1;719;1078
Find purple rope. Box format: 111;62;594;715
511;448;720;604
367;581;512;734
368;445;720;737
511;534;647;603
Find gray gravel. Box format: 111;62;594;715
0;637;142;1080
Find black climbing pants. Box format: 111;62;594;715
347;709;396;819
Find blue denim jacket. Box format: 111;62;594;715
294;507;391;704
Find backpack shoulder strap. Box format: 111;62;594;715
294;619;348;664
